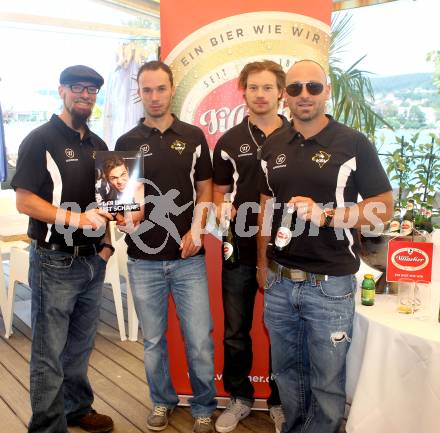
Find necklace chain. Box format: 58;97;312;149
247;118;262;150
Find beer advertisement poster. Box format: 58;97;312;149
95;151;143;214
161;0;332;400
386;239;433;283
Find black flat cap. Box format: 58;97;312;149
59;65;104;87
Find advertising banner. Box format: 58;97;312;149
161;0;332;404
161;0;331;148
386;240;433;283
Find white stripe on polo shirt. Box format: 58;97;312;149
220;149;239;203
336;157;356;258
190;144;202;204
260;159;275;197
45;151;63;242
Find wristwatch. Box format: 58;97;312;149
101;243;115;254
322;208;335;228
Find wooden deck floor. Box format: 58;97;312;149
0;260;277;433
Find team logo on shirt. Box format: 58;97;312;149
312;151;331;168
65;148;75;159
92;151;96;159
171;140;186;154
273;153;287;169
276;154;286;165
240;144;251;153
140;144;150;155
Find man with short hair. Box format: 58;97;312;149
115;60;216;433
257;59;393;433
103;156;129;197
213;60;288;433
11;65;115;433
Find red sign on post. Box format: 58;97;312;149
386;240;433;283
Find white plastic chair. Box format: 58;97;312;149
5;228;131;341
4;246;30;338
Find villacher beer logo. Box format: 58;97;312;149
223;242;234;260
391;247;430;272
275;226;292;248
165;11;330;148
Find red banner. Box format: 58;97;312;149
161;0;332;402
386;240;433;283
162;0;331;148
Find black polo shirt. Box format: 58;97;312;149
259;116;392;276
115;116;213;260
11;114;107;246
213;115;289;265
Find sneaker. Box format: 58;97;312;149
193;416;214;433
269;405;285;433
146;406;173;431
67;409;114;433
215;399;252;433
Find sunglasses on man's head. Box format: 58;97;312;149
286;81;324;97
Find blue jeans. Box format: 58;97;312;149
28;244;106;433
127;255;217;417
264;267;356;433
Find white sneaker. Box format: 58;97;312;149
215;399;252;433
269;405;285;433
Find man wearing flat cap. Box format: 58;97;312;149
11;65;115;433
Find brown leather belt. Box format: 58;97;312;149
269;261;328;282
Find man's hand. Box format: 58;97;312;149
79;208;113;230
98;245;113;263
116;212;140;234
180;227;204;259
289;196;323;227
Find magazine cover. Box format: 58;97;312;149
95;150;143;213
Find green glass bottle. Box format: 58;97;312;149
361;274;376;306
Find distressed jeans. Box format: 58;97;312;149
264;267;356;433
128;254;217;417
28;244;106;433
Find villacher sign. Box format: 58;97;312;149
386;240;433;283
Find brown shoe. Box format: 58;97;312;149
68;409;114;433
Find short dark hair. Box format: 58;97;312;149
137;60;174;86
238;60;286;91
102;156;128;179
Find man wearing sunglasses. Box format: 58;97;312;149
257;59;393;433
213;60;289;433
11;65;115;433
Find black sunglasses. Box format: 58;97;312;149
286;81;324;97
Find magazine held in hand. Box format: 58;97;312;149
95;151;143;214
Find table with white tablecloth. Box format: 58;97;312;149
346;238;440;433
